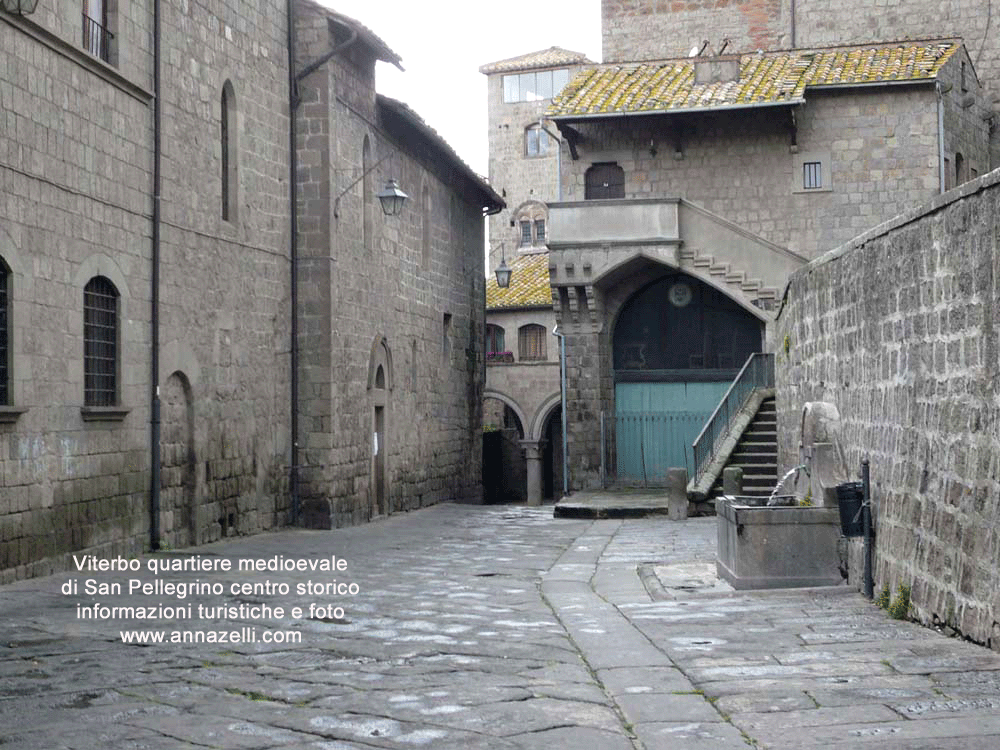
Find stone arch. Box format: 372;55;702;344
160;370;197;548
528;392;562;443
367;335;393;392
483;388;528;438
159;339;201;391
220;78;239;222
597;253;770;327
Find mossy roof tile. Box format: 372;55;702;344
548;40;960;118
486;253;552;310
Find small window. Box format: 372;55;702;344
82;0;114;64
519;221;532;247
534;219;546;244
0;259;8;405
84;276;119;407
955;152;965;186
485;324;505;353
961;61;967;93
221;80;238;222
585;163;624;200
525;124;549;157
803;161;823;190
518;324;546;361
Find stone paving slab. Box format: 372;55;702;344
3;504;1000;749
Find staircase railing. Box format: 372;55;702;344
691;352;775;484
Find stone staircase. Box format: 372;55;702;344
709;397;778;498
680;248;780;306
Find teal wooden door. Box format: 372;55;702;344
615;381;729;482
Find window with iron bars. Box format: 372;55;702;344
84;276;118;406
803;161;823;190
82;0;114;64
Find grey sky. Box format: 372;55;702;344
317;0;602;177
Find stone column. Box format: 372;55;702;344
520;440;546;506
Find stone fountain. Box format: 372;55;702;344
715;401;852;589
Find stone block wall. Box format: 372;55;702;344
0;0;291;582
295;3;487;527
560;84;955;258
775;168;1000;649
601;0;1000;100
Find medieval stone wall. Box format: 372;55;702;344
295;3;487;527
775;168;1000;649
558;80;981;258
0;0;291;582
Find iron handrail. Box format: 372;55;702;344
82;13;114;64
691;352;774;480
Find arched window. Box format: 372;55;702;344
421;183;431;269
84;276;119;406
485;324;505;354
955;152;965;186
0;259;9;405
585;162;624;200
362;136;373;249
518;324;546;361
513;202;548;249
221;80;237;222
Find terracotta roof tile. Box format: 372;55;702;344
486;253;552;310
480;47;592;75
548;40;960;118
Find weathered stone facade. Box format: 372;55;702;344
0;0;291;582
602;0;1000;102
557;50;989;258
0;0;498;581
294;2;500;527
774;169;1000;649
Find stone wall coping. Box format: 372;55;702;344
799;166;1000;275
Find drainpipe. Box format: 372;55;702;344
937;81;946;193
286;0;299;524
790;0;796;48
286;4;360;524
552;325;568;496
150;0;162;550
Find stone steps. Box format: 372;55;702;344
711;396;778;498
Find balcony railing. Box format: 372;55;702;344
691;352;775;482
82;13;113;64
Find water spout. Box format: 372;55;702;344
768;463;809;506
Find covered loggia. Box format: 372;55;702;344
612;272;763;483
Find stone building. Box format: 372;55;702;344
293;2;502;527
478;47;590;503
0;0;499;582
483;254;563;505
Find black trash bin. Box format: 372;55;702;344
836;481;865;537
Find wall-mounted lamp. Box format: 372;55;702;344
333;151;408;219
494;243;512;288
0;0;40;14
375;179;408;217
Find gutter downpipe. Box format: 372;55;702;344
286;5;359;524
150;0;162;551
937;81;946;192
286;0;299;524
790;0;796;48
552;326;568;497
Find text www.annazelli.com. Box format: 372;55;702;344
120;628;301;644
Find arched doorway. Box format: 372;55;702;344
160;371;196;547
612;272;763;483
483;396;526;503
368;337;392;519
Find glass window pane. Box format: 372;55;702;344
536;70;553;99
535;219;546;243
503;75;519;103
526;127;538;156
538;128;548;155
553;68;569;95
520;72;539;101
520;221;532;246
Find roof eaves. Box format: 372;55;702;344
377;95;504;211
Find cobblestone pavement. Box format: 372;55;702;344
2;503;1000;749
